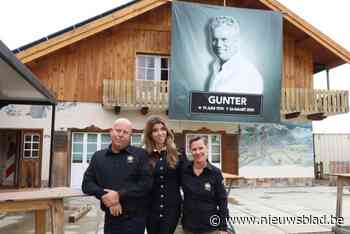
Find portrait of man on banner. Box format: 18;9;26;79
206;16;263;95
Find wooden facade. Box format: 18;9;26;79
27;3;316;103
28;5;171;102
283;34;313;89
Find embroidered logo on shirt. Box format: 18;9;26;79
204;182;211;191
127;155;134;163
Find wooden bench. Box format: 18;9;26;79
0;187;84;234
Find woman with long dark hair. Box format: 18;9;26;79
143;116;185;234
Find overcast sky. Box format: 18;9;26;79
0;0;349;133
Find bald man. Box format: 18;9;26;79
82;118;153;234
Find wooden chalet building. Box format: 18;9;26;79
1;0;349;188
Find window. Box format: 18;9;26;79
72;132;110;164
210;135;221;163
101;134;111;150
87;134;98;163
72;133;84;163
136;54;170;81
131;133;142;147
71;132;143;163
23;133;40;159
185;134;221;164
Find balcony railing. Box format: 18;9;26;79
281;88;349;115
103;79;168;110
103;80;349;117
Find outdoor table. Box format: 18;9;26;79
330;174;350;223
0;187;84;234
330;173;350;234
222;172;244;194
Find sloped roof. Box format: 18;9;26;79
14;0;350;71
0;40;56;105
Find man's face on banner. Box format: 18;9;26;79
211;24;240;63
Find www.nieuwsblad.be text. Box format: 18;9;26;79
209;214;344;226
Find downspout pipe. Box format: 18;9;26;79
48;104;56;187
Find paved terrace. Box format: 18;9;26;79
0;186;349;234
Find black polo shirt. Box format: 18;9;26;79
181;161;228;233
149;150;186;218
82;144;153;219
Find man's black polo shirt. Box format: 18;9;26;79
181;161;228;233
82;144;153;219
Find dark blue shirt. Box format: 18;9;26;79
181;161;228;232
149;150;185;218
82;144;153;218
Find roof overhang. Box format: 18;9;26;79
0;40;56;106
258;0;350;71
14;0;350;71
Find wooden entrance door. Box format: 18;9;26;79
19;130;43;188
222;134;239;174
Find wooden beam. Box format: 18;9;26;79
17;0;169;63
307;113;326;121
0;200;51;212
228;196;239;204
50;199;64;234
114;106;121;114
285;112;300;119
140;107;149;115
68;205;91;223
295;36;313;48
35;210;46;234
237;0;256;9
258;0;350;67
0;187;84;202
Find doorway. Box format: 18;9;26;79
0;129;42;189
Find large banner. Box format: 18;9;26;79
169;1;282;123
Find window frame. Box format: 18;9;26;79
136;54;170;81
71;132;143;164
131;133;143;147
23;133;41;159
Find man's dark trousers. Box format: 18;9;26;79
104;215;146;234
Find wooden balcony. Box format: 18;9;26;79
281;88;349;120
103;80;168;111
103;80;349;119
